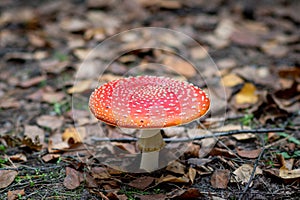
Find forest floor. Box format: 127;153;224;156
0;0;299;199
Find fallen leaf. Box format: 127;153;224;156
128;176;155;190
91;167;111;179
18;76;46;88
36;115;63;131
166;161;185;175
67;80;92;94
112;142;137;154
188;158;212;166
22;136;43;151
0;98;21;109
62;127;86;145
211;169;230;189
210;147;237;158
178;188;203;199
157;175;190;184
235;83;259;105
63;167;81;190
42;92;65;103
222;73;244;87
237;149;261;159
60;18;91;32
40;60;69;74
4;52;34;61
7;189;25;200
48;139;69;153
230;29;260;47
9;153;27;162
99;74;123;83
279;169;300;180
217;58;237;69
261;41;289;58
42;154;60;162
24;125;44;145
188;167;197;184
231;164;262;186
188;129;217;158
85;173;98;188
162;54;196;78
0;170;18;189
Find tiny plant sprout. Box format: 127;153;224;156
89;76;210;172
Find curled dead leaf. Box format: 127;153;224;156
0;170;18;189
235;83;259;105
231;164;262;186
63;167;82;190
211;169;230;189
7;189;25;200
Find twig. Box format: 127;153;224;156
238;134;266;200
91;128;285;143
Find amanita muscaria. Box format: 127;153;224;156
89;76;210;171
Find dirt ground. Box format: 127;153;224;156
0;0;299;199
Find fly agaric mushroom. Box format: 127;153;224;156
89;76;210;171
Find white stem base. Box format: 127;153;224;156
137;129;165;172
140;151;159;172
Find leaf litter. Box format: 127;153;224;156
0;0;299;199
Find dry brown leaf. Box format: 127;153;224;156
85;173;98;188
42;92;65;104
190;46;208;60
99;74;123;82
261;41;288;58
0;170;18;189
173;188;202;199
217;58;237;69
7;189;25;200
48;139;69;153
40;60;69;74
24;125;44;145
211;169;230;189
188;158;212;166
63;167;81;190
42;154;60;162
237;149;261;159
22;136;43;151
279;169;300;180
91;167;111;179
210;147;236;158
235;83;259;105
112;142;137;154
60;18;90;32
231;164;262;186
222;73;244;87
162;55;196;78
128;176;155;190
188;129;217;158
157;175;190;184
0;98;21;109
188;167;197;184
36;115;63;131
62;127;85;145
166;161;185;175
18;76;46;88
9;153;27;162
67;80;92;94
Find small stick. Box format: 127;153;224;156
91;128;285;143
238;134;266;200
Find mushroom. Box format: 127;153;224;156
89;76;210;171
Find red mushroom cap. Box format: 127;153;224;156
89;76;210;128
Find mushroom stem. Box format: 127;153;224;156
137;129;165;171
